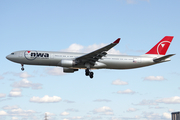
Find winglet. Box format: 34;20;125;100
113;38;120;44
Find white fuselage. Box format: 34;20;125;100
6;50;162;70
6;36;174;78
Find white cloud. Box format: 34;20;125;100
30;95;62;103
144;76;165;81
142;112;160;119
133;115;141;119
0;111;7;115
3;72;32;78
108;48;122;55
9;108;35;116
61;43;122;55
3;105;19;110
9;88;22;97
85;43;121;54
142;112;170;120
63;119;69;120
62;43;84;52
93;106;113;115
117;89;135;94
60;112;69;116
45;67;64;76
11;117;18;120
45;112;56;116
127;108;137;112
104;112;114;115
162;112;171;119
71;116;82;119
156;96;180;104
0;93;6;98
108;117;122;120
16;72;32;78
86;44;106;53
112;79;128;85
12;79;42;89
94;106;112;113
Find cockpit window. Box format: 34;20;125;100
11;53;14;55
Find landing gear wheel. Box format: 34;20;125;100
89;72;94;79
21;64;24;71
85;69;90;76
85;68;94;79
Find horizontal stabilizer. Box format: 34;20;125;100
153;54;175;63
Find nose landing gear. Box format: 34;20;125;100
21;64;24;71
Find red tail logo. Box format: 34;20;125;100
146;36;174;55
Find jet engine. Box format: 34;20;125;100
59;60;75;67
63;67;78;73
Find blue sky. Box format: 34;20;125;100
0;0;180;120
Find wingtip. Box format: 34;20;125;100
113;38;120;44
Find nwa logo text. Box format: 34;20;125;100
24;51;49;60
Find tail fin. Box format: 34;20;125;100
146;36;174;55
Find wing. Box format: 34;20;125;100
75;38;120;66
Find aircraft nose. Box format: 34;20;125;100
6;52;20;62
6;55;11;60
6;54;15;61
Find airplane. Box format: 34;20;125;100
6;36;174;78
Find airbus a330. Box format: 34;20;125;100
6;36;174;78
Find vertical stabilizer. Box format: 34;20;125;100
146;36;174;55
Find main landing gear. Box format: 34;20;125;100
85;63;94;79
21;64;24;71
85;68;94;79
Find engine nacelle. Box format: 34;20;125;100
63;67;78;73
59;60;75;67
